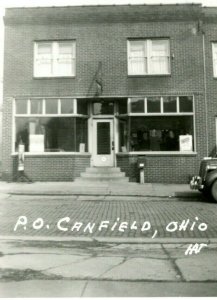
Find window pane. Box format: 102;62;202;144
97;122;110;154
129;116;194;152
119;118;128;152
179;96;193;112
61;99;74;114
163;96;177;113
93;101;114;115
128;41;147;75
130;98;144;113
30;99;43;114
57;42;74;76
46;99;58;114
35;43;52;76
16;100;28;114
15;117;88;153
118;99;128;114
147;97;161;113
151;40;169;74
77;99;88;115
213;43;217;76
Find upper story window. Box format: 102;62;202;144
34;41;76;77
212;43;217;77
128;39;170;76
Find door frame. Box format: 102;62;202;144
91;118;115;167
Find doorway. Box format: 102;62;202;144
92;119;114;166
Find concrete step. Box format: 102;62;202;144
74;177;129;183
80;172;125;178
85;167;121;173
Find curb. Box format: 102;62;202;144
5;191;201;199
0;235;216;244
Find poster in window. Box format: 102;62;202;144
179;135;192;151
29;134;44;152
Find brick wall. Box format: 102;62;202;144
11;155;90;182
2;5;209;182
117;154;199;183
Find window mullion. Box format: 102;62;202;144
58;98;61;114
160;96;163;113
74;99;77;114
177;96;180;113
42;99;46;114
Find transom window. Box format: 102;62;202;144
128;96;193;114
128;39;170;75
34;41;76;77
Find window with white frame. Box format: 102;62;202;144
128;39;170;75
118;96;194;152
14;98;88;153
212;43;217;77
34;41;76;77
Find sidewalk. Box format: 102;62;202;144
0;181;200;198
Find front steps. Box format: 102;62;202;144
74;167;129;183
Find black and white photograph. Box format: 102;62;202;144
0;0;217;297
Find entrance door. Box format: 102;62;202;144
92;119;114;166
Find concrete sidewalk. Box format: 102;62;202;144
0;181;200;198
1;240;217;297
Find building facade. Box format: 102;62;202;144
2;4;217;183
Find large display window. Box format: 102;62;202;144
14;98;88;153
118;96;195;153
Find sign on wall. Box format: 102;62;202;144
29;134;44;152
179;135;193;151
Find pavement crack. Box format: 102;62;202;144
41;255;93;272
97;256;127;278
80;280;89;297
161;244;185;282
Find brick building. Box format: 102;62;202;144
2;4;217;183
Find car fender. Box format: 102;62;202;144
205;170;217;188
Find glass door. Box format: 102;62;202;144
92;119;114;166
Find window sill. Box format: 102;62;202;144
11;152;91;156
127;74;171;78
117;151;197;156
33;76;76;79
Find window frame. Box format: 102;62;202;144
118;96;196;154
33;41;76;78
13;98;89;154
127;39;171;76
212;42;217;78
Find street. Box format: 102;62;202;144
0;194;216;238
0;194;217;296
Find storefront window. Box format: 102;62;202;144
77;99;88;115
118;99;128;114
179;96;193;112
163;96;177;113
93;101;114;115
147;96;161;113
61;99;74;114
130;98;144;113
30;99;43;114
119;96;195;152
46;98;58;114
16;99;28;114
14;98;88;153
129;116;194;151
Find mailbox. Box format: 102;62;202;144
137;156;146;184
137;156;146;168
